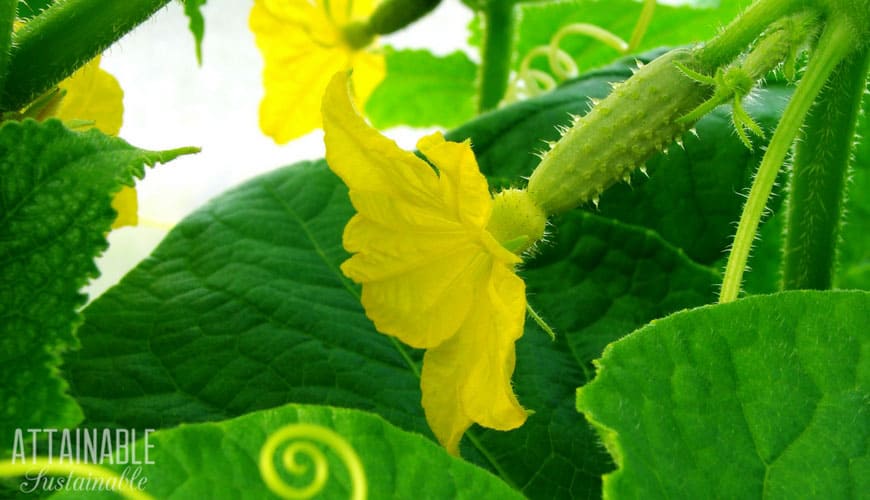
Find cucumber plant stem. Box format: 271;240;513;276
782;48;870;289
2;0;172;112
699;0;809;67
478;0;516;112
719;18;856;303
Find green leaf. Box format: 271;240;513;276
47;404;521;500
510;0;742;76
577;290;870;499
60;51;772;497
448;50;791;265
465;211;719;497
63;157;718;498
181;0;206;64
61;51;789;497
365;48;478;129
0;118;194;447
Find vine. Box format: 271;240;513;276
719;13;857;302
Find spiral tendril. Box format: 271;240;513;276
259;423;367;500
505;0;657;103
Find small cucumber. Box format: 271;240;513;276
527;48;714;215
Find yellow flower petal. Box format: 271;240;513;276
55;56;124;136
324;72;516;347
421;263;528;455
110;186;138;229
250;0;385;143
349;49;386;109
322;72;528;454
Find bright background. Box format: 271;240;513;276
86;0;472;299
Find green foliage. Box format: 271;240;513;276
58;52;789;497
63;161;721;498
0;119;194;448
181;0;206;64
577;290;870;499
49;404;522;499
2;1;867;498
365;48;478;128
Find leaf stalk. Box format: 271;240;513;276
719;17;856;302
782;47;870;289
2;0;172;112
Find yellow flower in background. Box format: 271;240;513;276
54;56;124;136
51;56;135;229
250;0;386;144
322;72;528;455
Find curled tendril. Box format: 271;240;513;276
0;458;155;500
505;0;656;103
259;423;367;500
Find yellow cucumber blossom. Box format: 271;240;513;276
322;72;548;455
250;0;386;144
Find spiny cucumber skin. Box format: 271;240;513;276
527;49;714;215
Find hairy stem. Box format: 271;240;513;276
699;0;811;67
782;47;870;289
719;18;856;303
478;0;516;112
2;0;172;112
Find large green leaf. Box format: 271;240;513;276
365;48;478;129
448;50;790;265
577;290;869;499
0;119;193;448
48;404;521;499
465;211;718;497
63;157;719;498
61;52;797;497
